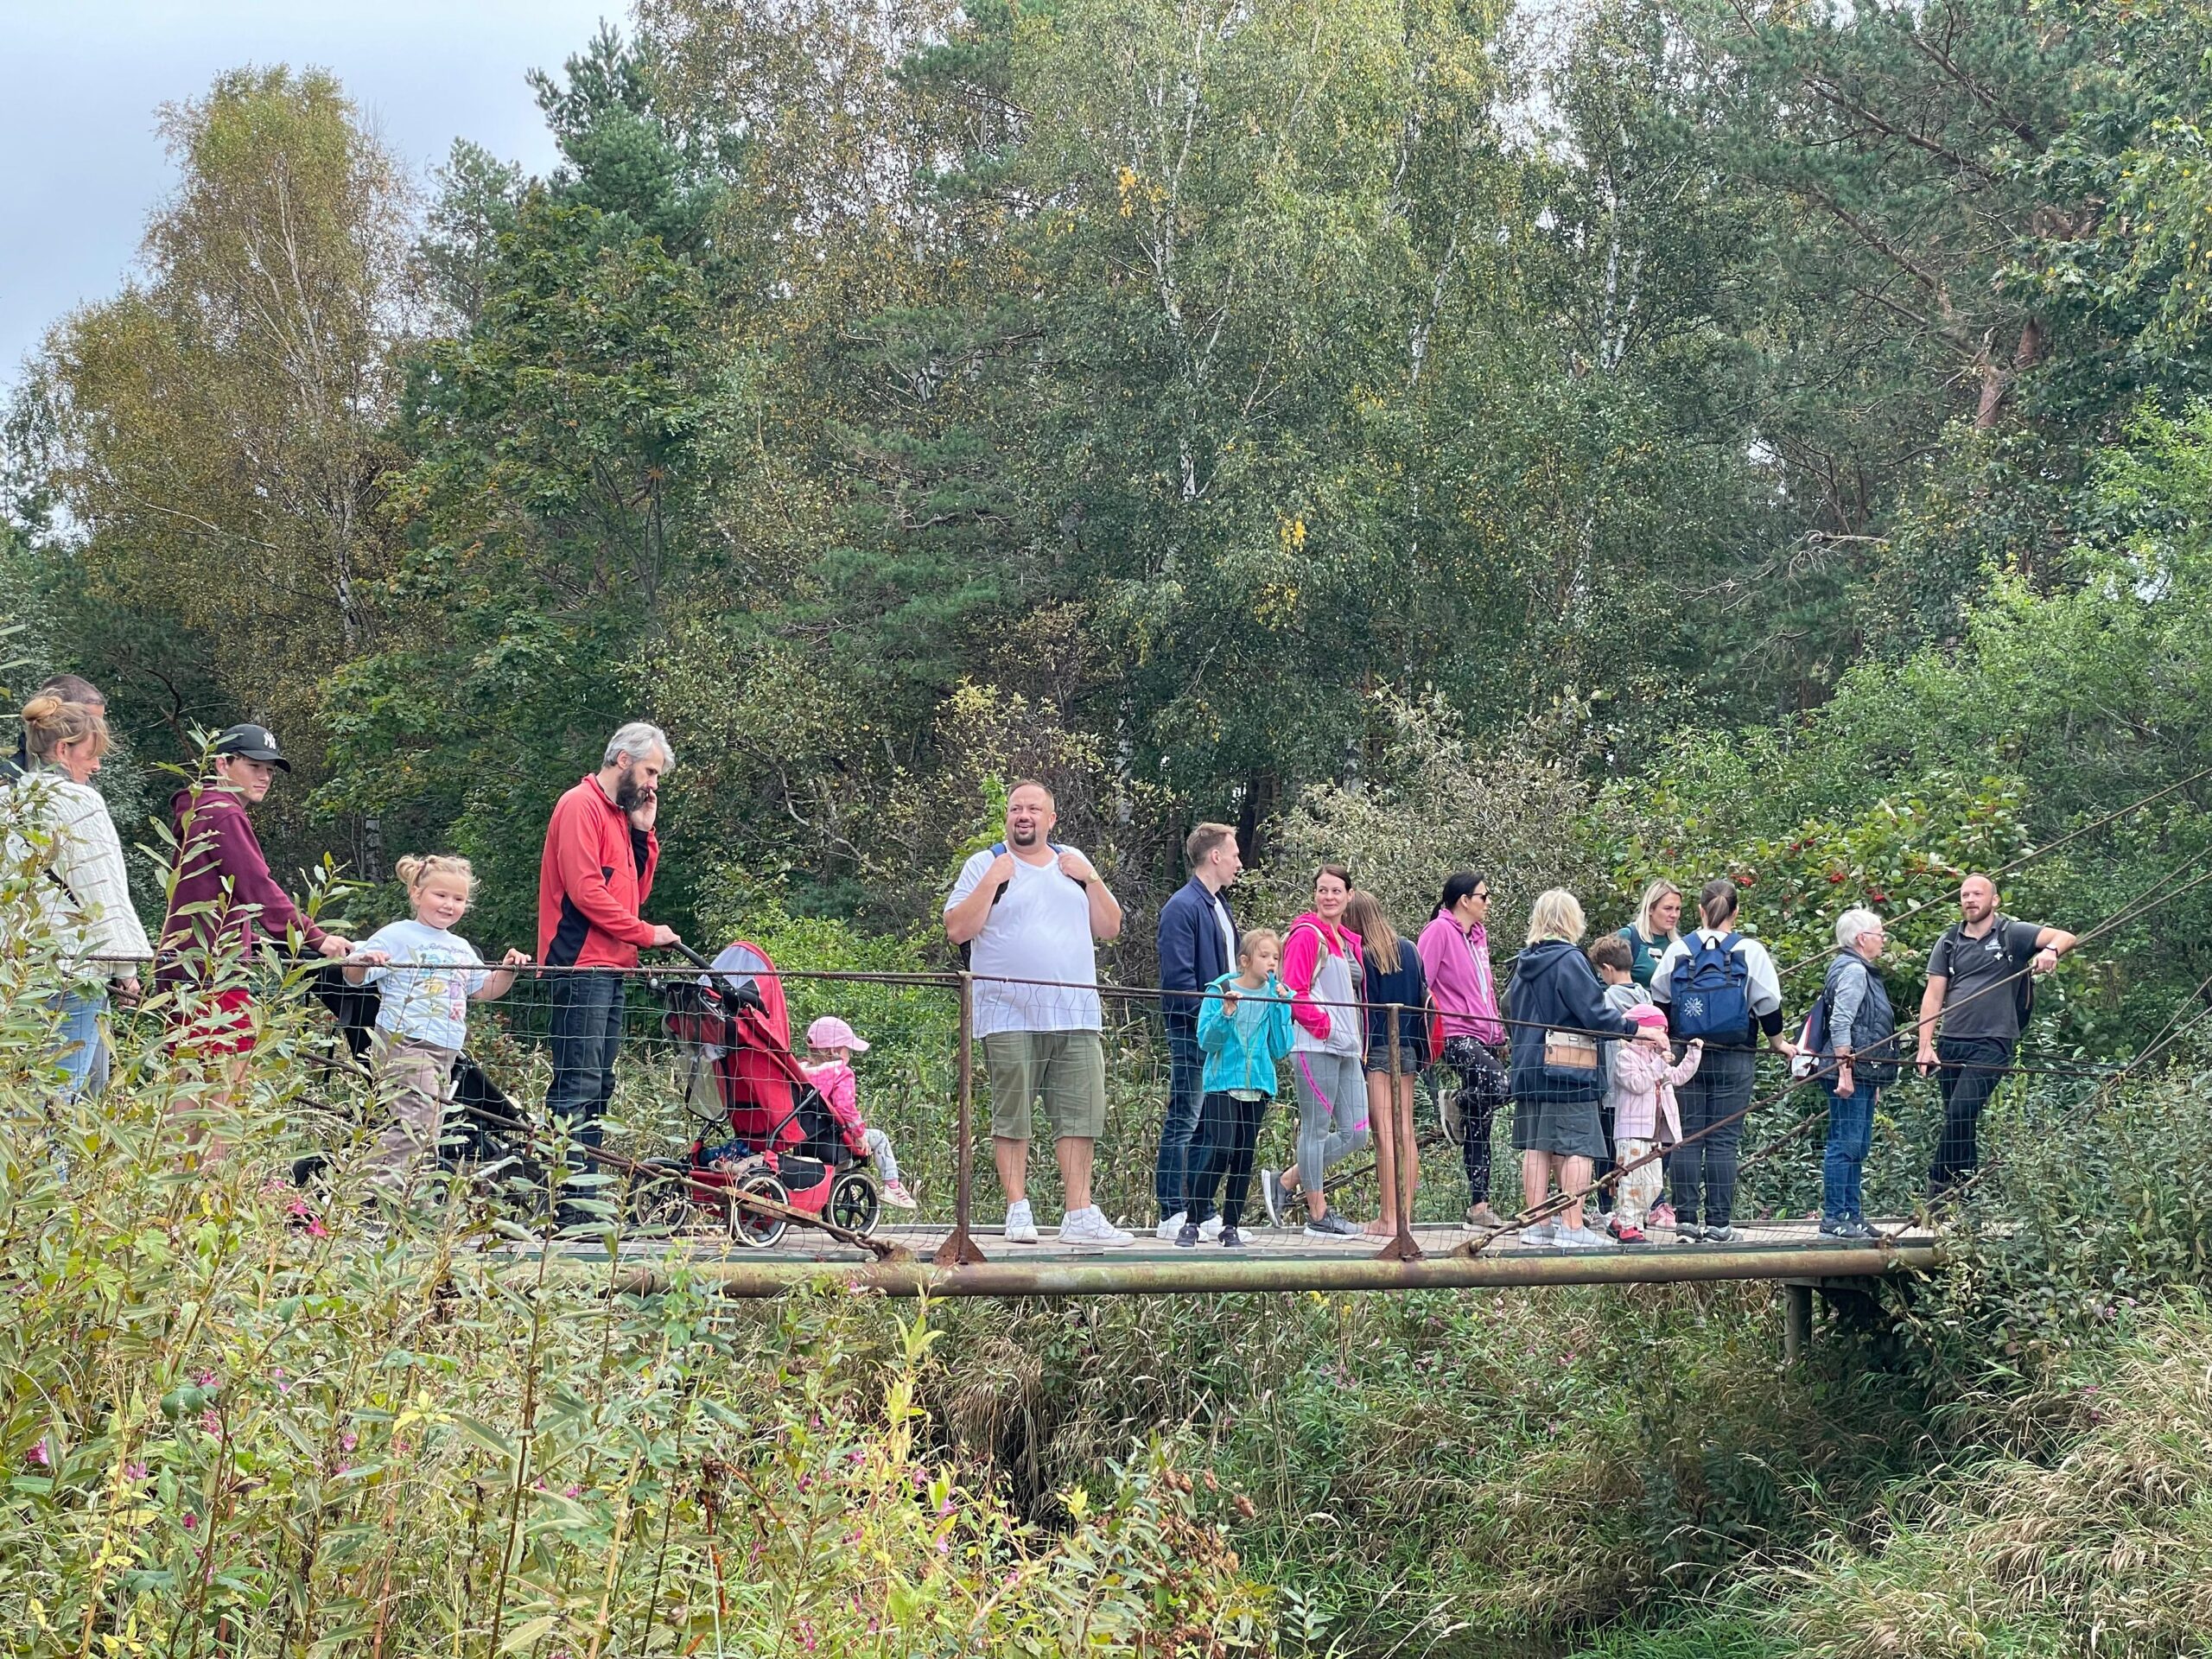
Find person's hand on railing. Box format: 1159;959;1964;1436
112;974;143;1008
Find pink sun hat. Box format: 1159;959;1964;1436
805;1015;869;1052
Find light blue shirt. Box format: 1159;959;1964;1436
359;918;488;1050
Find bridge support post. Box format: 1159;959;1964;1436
934;973;988;1267
1783;1281;1814;1363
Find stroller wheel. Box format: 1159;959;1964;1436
728;1171;790;1249
829;1170;882;1239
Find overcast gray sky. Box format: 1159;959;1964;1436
0;0;618;384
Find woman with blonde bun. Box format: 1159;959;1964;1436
344;854;529;1189
5;693;151;1098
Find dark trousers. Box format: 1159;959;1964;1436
1184;1090;1268;1227
1669;1045;1757;1228
1930;1036;2012;1192
1156;1010;1205;1217
548;970;624;1198
1822;1084;1877;1222
1441;1036;1504;1206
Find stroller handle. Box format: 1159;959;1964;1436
659;942;768;1016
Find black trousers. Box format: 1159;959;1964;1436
1440;1036;1506;1206
1184;1090;1268;1227
1668;1045;1758;1228
1930;1035;2013;1192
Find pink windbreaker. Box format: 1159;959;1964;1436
1609;1040;1702;1142
801;1059;873;1158
1279;911;1363;1045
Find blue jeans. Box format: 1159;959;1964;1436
46;989;109;1102
1822;1084;1876;1222
1156;1010;1205;1218
548;971;624;1194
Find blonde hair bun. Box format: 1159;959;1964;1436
395;852;477;895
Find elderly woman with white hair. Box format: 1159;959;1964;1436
1815;906;1898;1239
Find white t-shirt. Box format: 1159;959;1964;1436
359;918;489;1050
945;846;1103;1038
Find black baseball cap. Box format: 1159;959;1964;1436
213;723;291;772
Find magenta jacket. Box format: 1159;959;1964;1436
157;784;329;981
1417;912;1503;1045
1280;911;1362;1044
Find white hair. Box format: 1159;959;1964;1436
1834;907;1882;950
603;721;673;770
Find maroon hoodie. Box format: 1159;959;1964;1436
157;783;328;982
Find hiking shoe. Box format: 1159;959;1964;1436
1156;1210;1189;1243
1701;1224;1737;1244
880;1179;919;1211
1261;1169;1287;1228
1199;1214;1224;1241
1840;1217;1879;1240
1608;1217;1648;1244
1303;1211;1358;1239
1175;1221;1201;1249
1465;1201;1506;1230
1058;1206;1135;1249
1649;1202;1677;1229
1553;1224;1607;1249
1519;1219;1559;1246
1818;1217;1855;1239
1003;1199;1040;1244
1219;1226;1247;1249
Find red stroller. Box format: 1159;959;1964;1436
659;942;883;1247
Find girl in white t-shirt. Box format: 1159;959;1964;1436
346;854;529;1188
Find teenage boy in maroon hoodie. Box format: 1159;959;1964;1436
158;724;353;1099
537;721;681;1222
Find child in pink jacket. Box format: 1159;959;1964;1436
801;1015;918;1209
1607;1001;1702;1243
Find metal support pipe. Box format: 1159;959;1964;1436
934;972;986;1267
1374;1005;1423;1262
1783;1281;1814;1362
611;1240;1939;1300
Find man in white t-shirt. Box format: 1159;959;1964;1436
944;779;1134;1248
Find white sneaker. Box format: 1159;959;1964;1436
1004;1199;1039;1244
1552;1224;1607;1249
1058;1206;1135;1249
1520;1219;1559;1246
1155;1210;1188;1242
1199;1214;1224;1241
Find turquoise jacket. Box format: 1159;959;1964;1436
1195;970;1296;1097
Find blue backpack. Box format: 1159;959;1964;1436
1669;931;1751;1041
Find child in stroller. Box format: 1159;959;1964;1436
800;1015;918;1210
660;941;887;1246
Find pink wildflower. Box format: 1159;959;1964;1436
27;1441;49;1468
340;1432;358;1453
563;1484;582;1499
127;1462;149;1481
195;1371;215;1389
200;1408;220;1433
182;1513;199;1530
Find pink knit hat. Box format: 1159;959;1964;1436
804;1015;869;1052
1626;1002;1669;1033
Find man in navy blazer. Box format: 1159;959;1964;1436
1154;823;1243;1238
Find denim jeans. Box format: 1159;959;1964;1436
46;989;109;1102
1155;1010;1205;1218
548;971;624;1198
1821;1084;1877;1222
1930;1036;2012;1192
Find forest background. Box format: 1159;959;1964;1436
11;2;2212;1653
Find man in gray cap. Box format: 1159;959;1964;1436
159;724;353;1090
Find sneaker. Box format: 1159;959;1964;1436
1303;1211;1359;1239
1175;1221;1201;1249
1058;1206;1135;1249
1649;1202;1676;1229
1674;1221;1704;1242
1519;1219;1559;1246
1004;1199;1040;1244
1844;1217;1880;1240
1702;1224;1737;1243
1465;1201;1506;1230
1610;1221;1649;1245
1818;1217;1853;1239
1552;1224;1607;1249
880;1180;919;1211
1219;1226;1247;1249
1199;1214;1224;1241
1261;1169;1287;1228
1156;1210;1189;1243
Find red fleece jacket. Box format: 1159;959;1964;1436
537;776;660;969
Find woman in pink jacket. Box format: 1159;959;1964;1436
1605;1001;1702;1243
1259;866;1368;1237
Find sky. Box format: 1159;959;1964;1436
0;0;618;384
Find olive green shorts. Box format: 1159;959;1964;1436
982;1029;1109;1142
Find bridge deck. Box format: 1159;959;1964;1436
576;1217;1942;1299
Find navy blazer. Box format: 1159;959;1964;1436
1158;876;1238;1018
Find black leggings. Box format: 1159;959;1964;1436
1669;1046;1757;1228
1184;1091;1268;1227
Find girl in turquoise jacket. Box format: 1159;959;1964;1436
1179;929;1296;1248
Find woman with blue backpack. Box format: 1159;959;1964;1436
1648;878;1796;1242
1810;907;1897;1239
